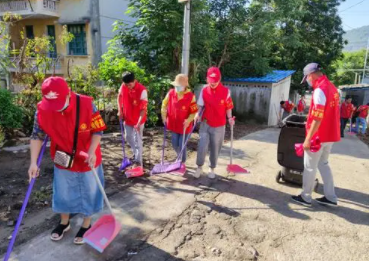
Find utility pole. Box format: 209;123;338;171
179;0;191;75
362;35;369;83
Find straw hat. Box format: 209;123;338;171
171;74;189;87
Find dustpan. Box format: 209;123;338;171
125;128;145;178
227;120;250;175
118;120;132;171
80;152;121;253
150;125;172;175
151;122;195;175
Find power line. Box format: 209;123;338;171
339;0;368;13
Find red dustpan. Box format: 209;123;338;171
125;128;145;178
227;121;250;174
80;152;121;253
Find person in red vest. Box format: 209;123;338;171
292;63;340;207
28;77;106;244
117;72;148;168
280;100;295;120
161;74;198;162
340;96;355;137
297;95;306;115
356;103;369;135
193;67;234;179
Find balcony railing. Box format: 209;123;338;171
9;56;64;75
0;0;59;17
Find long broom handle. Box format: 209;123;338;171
161;125;167;165
176;108;204;162
119;120;126;158
181;124;186;152
230;123;234;165
4;137;48;261
80;152;114;215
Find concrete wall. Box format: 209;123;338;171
99;0;133;54
268;76;291;126
224;82;272;123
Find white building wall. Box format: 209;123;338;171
268;76;291;126
58;0;90;23
99;0;133;54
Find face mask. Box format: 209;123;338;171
175;86;185;92
58;96;70;112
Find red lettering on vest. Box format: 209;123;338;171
166;89;198;134
38;93;105;172
307;76;341;143
118;81;148;126
202;83;233;127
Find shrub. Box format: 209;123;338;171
0;89;23;132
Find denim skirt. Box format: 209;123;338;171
52;164;104;217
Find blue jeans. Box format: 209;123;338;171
356;117;367;134
171;132;187;163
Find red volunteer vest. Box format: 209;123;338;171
340;102;355;119
297;99;306;112
306;76;341;143
37;93;104;172
284;101;294;113
202;83;233;128
118;82;147;126
358;105;368;118
166;89;198;134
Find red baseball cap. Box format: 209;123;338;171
207;67;221;84
39;77;70;111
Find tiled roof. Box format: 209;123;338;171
224;70;295;83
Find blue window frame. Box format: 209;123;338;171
68;24;87;55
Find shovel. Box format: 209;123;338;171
80;151;121;253
227;119;250;175
118;120;131;171
125;128;145;178
4;137;48;261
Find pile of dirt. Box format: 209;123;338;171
0;122;265;255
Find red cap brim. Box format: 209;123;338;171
300;75;307;84
39;97;66;111
207;77;219;84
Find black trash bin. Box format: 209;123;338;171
276;114;318;191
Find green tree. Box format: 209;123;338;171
330;50;366;87
99;42;171;127
268;0;346;92
114;0;276;83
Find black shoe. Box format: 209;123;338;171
315;197;338;207
291;195;312;207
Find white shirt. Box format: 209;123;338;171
313;88;326;106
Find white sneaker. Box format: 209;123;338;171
193;167;203;178
208;168;216;179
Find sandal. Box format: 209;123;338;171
50;222;71;241
74;225;91;245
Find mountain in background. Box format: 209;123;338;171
343;25;369;52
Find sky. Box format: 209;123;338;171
339;0;369;31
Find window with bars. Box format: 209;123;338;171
68;24;87;56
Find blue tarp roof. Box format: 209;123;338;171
224;70;296;83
